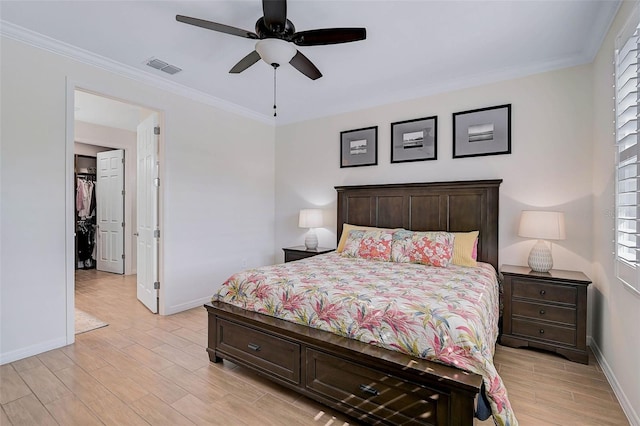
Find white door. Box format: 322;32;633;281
96;150;125;274
137;113;159;313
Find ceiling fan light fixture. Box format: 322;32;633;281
255;39;296;66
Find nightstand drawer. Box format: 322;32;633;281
305;349;448;425
217;319;300;384
283;246;334;263
512;318;575;346
285;251;313;262
512;279;577;305
512;300;576;325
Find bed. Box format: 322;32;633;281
205;179;514;426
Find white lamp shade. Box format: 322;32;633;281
299;209;323;229
518;211;566;241
255;39;296;66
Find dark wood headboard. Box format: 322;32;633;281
335;179;502;270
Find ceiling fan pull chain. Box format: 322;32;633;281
272;63;279;117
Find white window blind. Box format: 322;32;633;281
615;9;640;296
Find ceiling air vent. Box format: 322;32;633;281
145;58;182;75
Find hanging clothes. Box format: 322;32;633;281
76;178;95;219
76;175;97;269
89;180;96;218
76;177;85;213
77;221;95;262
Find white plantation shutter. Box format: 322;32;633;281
615;8;640;295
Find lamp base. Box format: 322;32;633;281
528;240;553;272
304;229;318;250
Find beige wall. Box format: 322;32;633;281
0;37;276;363
275;64;594;275
591;1;640;423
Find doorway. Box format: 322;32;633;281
67;87;163;342
74;150;126;274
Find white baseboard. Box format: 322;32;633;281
589;336;640;426
0;337;67;365
163;295;212;316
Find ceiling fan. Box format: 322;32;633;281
176;0;367;81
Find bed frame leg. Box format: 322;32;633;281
206;305;222;363
206;348;222;363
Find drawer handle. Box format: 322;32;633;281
539;329;545;334
539;309;545;315
539;290;546;296
359;384;380;397
247;343;261;352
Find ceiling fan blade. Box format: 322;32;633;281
176;15;258;39
262;0;287;30
229;50;261;74
292;28;366;46
289;51;322;80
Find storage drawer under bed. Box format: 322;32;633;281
216;318;301;384
305;348;450;425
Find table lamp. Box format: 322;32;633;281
299;209;323;250
518;210;566;272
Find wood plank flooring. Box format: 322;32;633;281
0;270;630;425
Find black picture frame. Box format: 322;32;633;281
340;126;378;168
390;116;438;163
452;104;511;159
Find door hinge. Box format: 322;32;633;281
121;253;125;259
122;190;125;196
154;126;160;135
154;178;160;187
153;281;160;290
122;158;125;164
122;222;125;228
154;229;160;238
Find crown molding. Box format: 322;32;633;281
584;1;622;63
0;20;274;126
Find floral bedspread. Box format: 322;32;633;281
215;253;517;426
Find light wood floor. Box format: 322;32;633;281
0;270;629;425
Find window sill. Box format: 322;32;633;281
621;280;640;298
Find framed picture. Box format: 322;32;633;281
390;116;437;163
452;104;511;158
340;126;378;168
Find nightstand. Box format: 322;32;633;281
283;246;334;263
500;264;591;364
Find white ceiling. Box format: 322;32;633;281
0;1;620;125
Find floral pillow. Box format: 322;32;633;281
337;224;400;253
391;230;455;267
341;230;394;261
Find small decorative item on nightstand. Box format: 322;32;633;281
283;246;334;263
500;264;591;364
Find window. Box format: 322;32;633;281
615;7;640;295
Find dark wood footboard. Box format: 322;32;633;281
206;301;482;426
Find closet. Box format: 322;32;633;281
75;155;97;269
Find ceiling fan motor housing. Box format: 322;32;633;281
255;17;295;40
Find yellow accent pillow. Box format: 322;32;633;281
451;231;479;267
337;224;400;253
